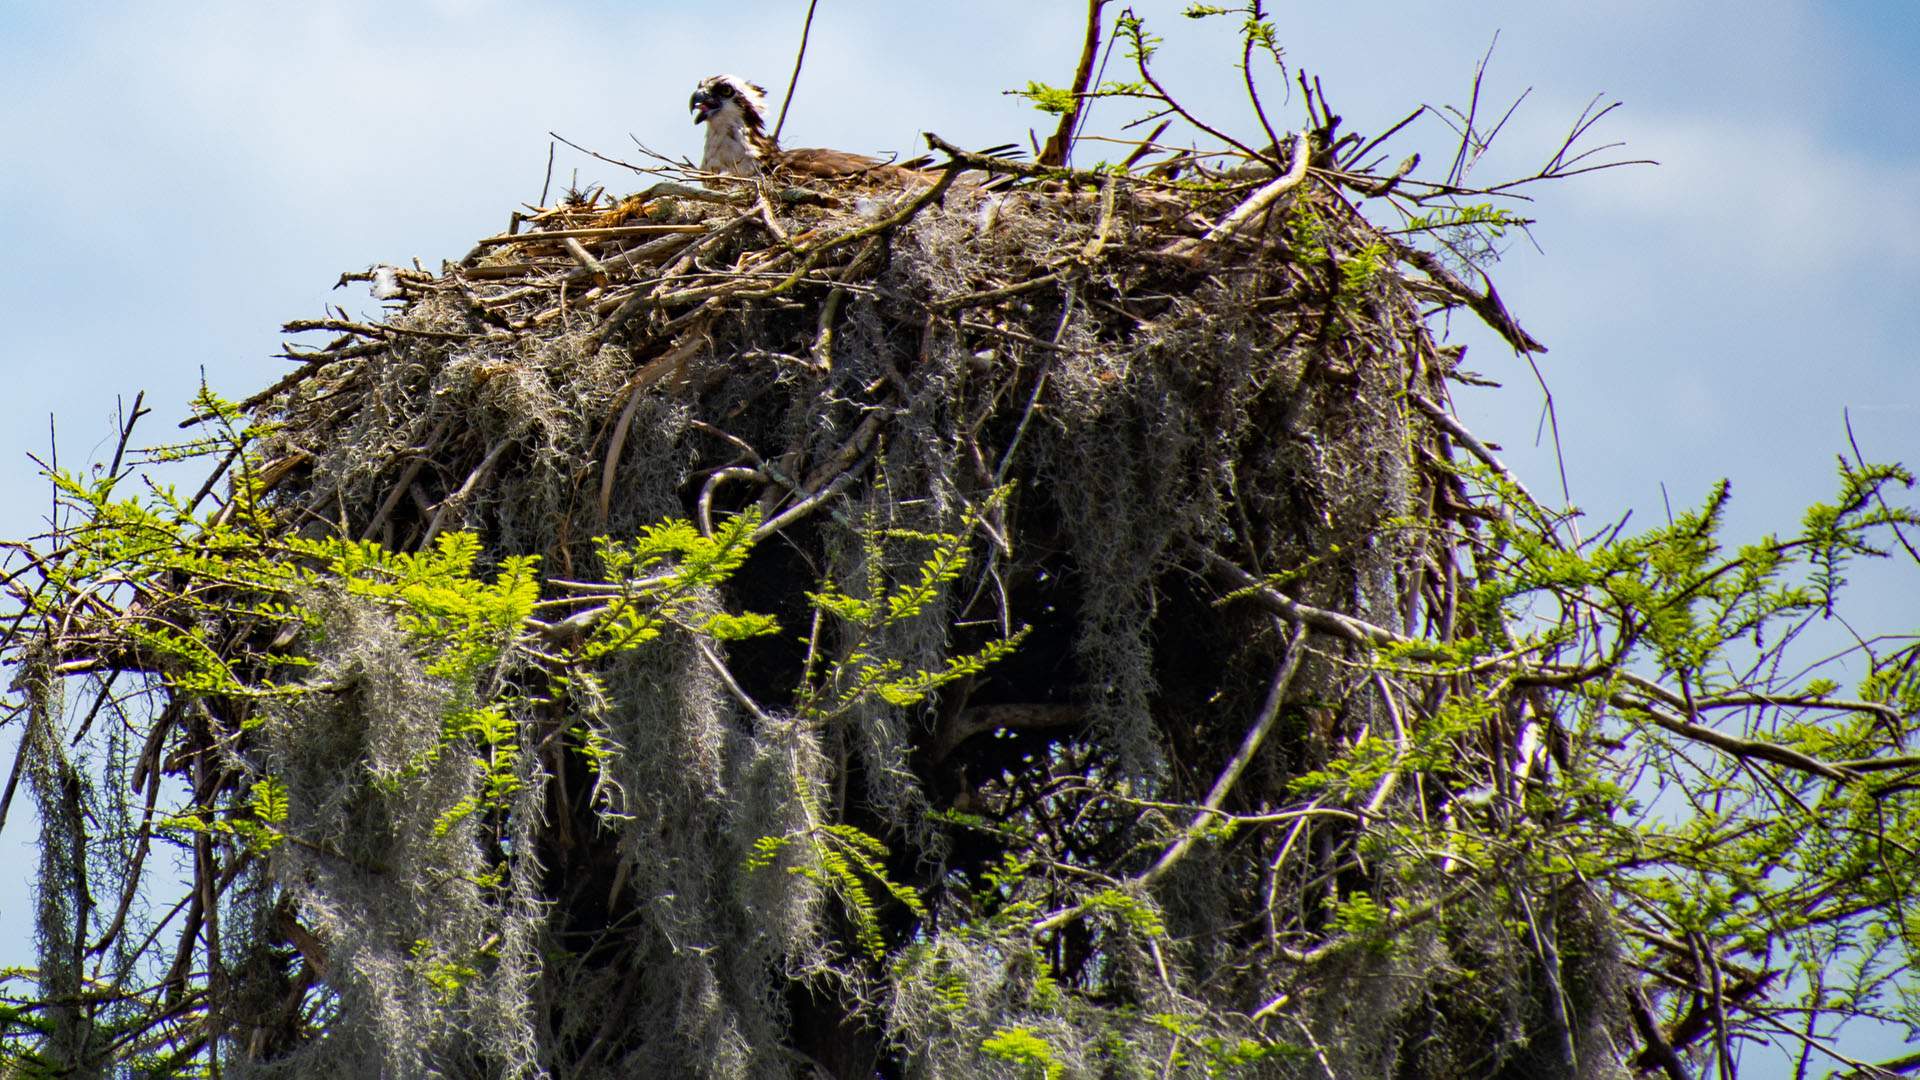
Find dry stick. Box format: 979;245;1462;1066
754;188;794;248
1363;672;1410;817
1342;106;1426;172
1358;152;1421;199
809;287;844;371
697;467;764;539
179;344;381;428
934;271;1065;314
1119;119;1173;169
923;132;1090;184
753;444;875;540
1198;128;1311;244
1627;985;1696;1080
1536;95;1634;179
548;132;709;194
596;231;702;280
1405;391;1541;509
990;282;1078;492
1205;551;1408;647
635;178;750;206
1444;34;1497;187
46;413;58;550
772;0;821;142
993;349;1057;491
360;417;453;541
638;262;848;311
183;447;245;518
1032;621;1309;937
1522;349;1577;515
1138;620;1308;888
1081;174;1119;261
695;637;777;726
1392;242;1547;354
452;262;541;282
597;327;714;528
588;214;755;350
804;408;890;496
420;440;510;549
283;317;478;341
562;237;608;282
1037;0;1110;167
953;320;1074;361
472;224;707;247
739;160;964;301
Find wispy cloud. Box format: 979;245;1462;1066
1559;111;1920;276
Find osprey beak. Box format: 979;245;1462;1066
690;89;716;125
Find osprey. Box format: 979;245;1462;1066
689;73;932;183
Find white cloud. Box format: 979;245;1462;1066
1551;109;1920;276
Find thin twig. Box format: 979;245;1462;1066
1238;1;1283;156
1116;9;1274;168
773;0;822;143
1846;409;1920;566
107;392;150;483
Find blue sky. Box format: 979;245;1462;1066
2;2;1916;1072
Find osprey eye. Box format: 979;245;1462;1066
716;83;735;98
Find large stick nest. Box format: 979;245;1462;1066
19;131;1618;1079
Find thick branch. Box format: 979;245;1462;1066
1037;0;1110;168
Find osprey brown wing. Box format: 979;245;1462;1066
776;147;937;185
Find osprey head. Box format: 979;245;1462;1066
690;74;768;131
